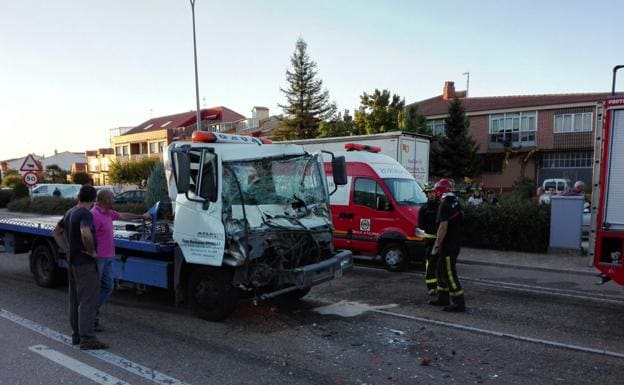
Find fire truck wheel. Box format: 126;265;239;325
381;243;408;272
188;267;239;321
30;244;63;288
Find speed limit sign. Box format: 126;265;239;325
23;171;39;187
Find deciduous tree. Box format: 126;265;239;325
354;89;404;134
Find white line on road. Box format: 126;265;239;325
353;265;624;304
0;309;192;385
29;344;132;385
368;308;624;359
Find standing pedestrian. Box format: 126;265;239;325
92;189;151;331
428;179;466;312
52;185;108;350
418;185;440;296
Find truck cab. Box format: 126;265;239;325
165;132;352;319
323;144;427;271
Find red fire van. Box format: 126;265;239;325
324;144;427;271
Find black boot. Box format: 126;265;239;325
443;295;465;312
428;291;449;306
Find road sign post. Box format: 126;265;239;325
23;171;39;187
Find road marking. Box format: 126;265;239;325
29;344;131;385
368;308;624;359
353;265;624;304
0;309;192;385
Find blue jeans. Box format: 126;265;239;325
96;258;114;322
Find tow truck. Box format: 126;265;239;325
0;132;353;320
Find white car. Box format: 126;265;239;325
31;184;81;199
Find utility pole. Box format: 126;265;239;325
190;0;202;131
463;71;470;97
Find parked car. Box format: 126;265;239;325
31;184;81;199
114;190;146;204
543;178;571;195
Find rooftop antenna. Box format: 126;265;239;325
462;71;470;97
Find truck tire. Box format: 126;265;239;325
188;267;238;321
381;243;408;272
30;244;63;288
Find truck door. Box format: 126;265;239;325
351;177;396;254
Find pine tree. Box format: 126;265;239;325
430;98;481;180
276;38;336;140
145;162;168;207
398;104;430;135
318;110;356;138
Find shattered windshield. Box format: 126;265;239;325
222;155;326;208
383;178;427;206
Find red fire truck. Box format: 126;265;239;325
590;65;624;285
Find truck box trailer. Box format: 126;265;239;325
282;131;430;187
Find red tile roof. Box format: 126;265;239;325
412;92;614;117
124;106;246;136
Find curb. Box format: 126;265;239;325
458;259;597;277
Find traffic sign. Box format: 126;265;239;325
19;154;42;172
23;172;38;187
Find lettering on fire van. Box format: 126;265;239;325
323;144;427;271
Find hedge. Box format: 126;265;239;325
0;190;12;208
8;197;77;215
462;198;550;253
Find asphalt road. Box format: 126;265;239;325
1;244;623;385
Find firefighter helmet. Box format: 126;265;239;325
433;179;453;197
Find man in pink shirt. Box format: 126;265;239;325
92;189;150;331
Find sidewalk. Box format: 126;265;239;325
459;246;596;276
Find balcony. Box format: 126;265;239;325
489;131;536;150
553;132;592;149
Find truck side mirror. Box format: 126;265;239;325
173;152;191;193
332;156;347;186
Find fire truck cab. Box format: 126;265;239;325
323;144;428;271
590;66;624;285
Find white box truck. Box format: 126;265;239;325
282;131;430;186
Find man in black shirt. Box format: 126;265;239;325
428;179;466;312
418;185;440;295
53;185;109;350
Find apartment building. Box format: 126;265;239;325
414;81;612;189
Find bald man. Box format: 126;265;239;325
91;189;150;331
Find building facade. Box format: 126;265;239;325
110;107;247;163
414;81;612;190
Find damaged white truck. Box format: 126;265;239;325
0;132;353;321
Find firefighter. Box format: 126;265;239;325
429;179;466;312
419;185;440;296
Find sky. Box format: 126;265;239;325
1;0;622;161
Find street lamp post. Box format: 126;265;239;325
190;0;202;131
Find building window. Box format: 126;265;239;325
426;119;446;136
158;141;165;153
554;112;592;133
540;151;592;168
149;142;157;154
115;146;122;156
480;154;504;173
122;145;129;156
489;111;537;147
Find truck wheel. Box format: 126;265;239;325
30;244;63;288
188;267;238;321
381;243;408;272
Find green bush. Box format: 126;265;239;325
8;197;77;215
13;183;30;199
0;190;12;208
113;202;149;215
2;175;24;189
462;199;550;252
